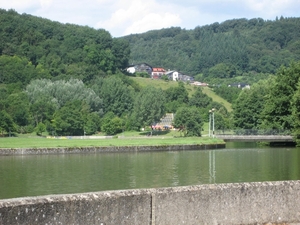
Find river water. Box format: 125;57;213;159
0;142;299;199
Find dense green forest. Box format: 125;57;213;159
0;9;228;137
1;9;300;143
124;17;300;84
0;9;130;85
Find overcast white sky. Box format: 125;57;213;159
1;0;299;37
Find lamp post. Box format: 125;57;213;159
212;108;215;138
209;110;212;137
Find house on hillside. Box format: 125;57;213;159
228;82;250;89
166;70;194;82
126;63;153;75
151;67;166;79
166;70;180;81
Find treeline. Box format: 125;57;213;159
0;75;231;136
124;17;300;84
0;9;130;86
0;8;233;137
232;61;300;145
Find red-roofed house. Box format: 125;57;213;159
151;67;166;79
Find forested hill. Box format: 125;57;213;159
123;17;300;81
0;9;130;86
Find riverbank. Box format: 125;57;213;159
0;143;225;155
0;134;224;149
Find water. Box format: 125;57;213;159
0;143;299;199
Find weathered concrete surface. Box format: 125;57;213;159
0;143;225;155
0;190;152;225
1;181;300;225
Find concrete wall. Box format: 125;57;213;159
0;144;225;155
1;180;300;225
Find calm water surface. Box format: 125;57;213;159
0;142;300;199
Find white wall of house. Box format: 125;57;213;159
127;67;135;73
173;71;179;81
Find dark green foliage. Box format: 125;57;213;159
35;122;46;136
0;55;50;86
173;107;203;136
233;79;270;130
292;80;300;145
189;87;212;108
84;112;101;135
213;85;242;103
132;86;166;128
0;110;15;134
5;92;31;127
164;82;189;112
0;9;130;82
92;76;134;116
124;17;300;81
52;101;85;136
101;116;123;135
261;62;300;130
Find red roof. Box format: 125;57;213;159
152;67;166;72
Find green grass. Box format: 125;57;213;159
0;131;223;148
201;86;233;112
130;77;196;96
130;77;232;110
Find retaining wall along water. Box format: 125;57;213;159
0;144;225;155
1;180;300;225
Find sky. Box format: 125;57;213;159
1;0;299;37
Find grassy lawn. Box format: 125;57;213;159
130;77;196;96
201;86;232;112
0;130;224;148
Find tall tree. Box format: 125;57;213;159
233;79;272;130
291;80;300;145
52;101;85;136
92;76;134;116
173;107;203;136
261;62;300;130
132;86;166;129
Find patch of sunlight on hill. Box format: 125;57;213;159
129;77;231;111
201;86;232;112
130;77;196;96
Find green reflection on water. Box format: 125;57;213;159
0;144;299;199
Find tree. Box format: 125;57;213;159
101;116;123;135
93;76;134;116
132;86;166;129
84;112;101;135
173;107;203;136
26;79;102;113
35;122;46;136
189;87;212;108
52;101;85;136
261;62;300;130
291;80;300;145
0;110;15;135
165;82;189;113
233;79;271;130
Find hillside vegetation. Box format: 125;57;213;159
123;17;300;84
2;8;300;141
130;77;232;112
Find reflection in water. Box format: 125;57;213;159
209;150;216;184
0;144;300;199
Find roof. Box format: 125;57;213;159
152;67;166;72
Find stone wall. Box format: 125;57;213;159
0;144;225;155
1;181;300;225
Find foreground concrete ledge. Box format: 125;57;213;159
1;180;300;225
0;143;225;155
